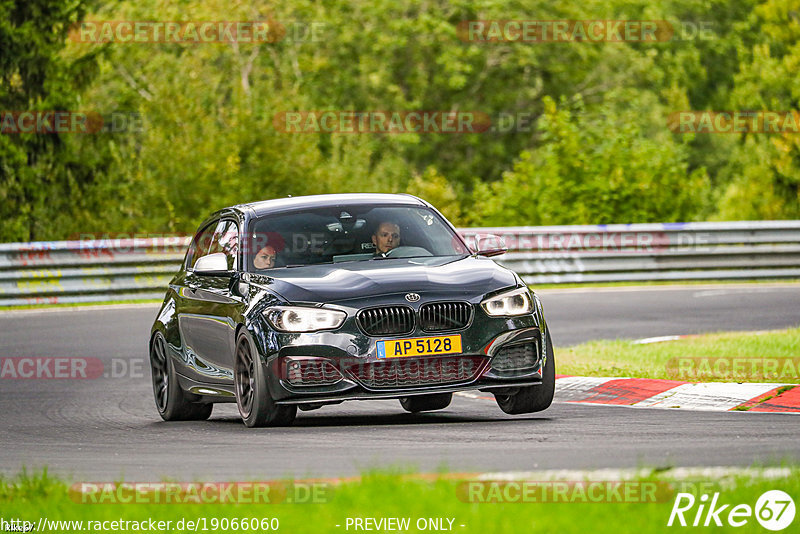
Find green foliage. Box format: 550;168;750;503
475;96;709;225
713;0;800;219
406;167;465;226
0;0;98;241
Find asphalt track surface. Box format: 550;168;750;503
1;284;799;480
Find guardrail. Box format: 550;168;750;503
0;236;189;307
1;221;798;306
461;220;800;285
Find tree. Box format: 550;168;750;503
473;96;709;226
0;0;99;241
713;0;800;219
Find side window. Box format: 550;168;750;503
208;219;239;271
185;221;218;269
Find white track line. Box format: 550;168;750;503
474;466;793;481
554;376;616;401
632;382;779;411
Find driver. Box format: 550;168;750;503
372;221;401;257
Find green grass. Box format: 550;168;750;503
558;327;800;382
2;468;799;533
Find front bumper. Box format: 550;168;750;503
275;379;544;406
256;302;547;404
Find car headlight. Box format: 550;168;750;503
481;287;534;317
264;306;346;332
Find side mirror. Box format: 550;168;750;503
473;234;507;258
194;252;232;275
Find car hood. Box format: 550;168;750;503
249;256;518;304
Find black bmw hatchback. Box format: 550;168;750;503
149;194;554;427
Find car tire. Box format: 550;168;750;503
494;331;555;415
234;331;297;428
399;393;453;413
150;332;213;421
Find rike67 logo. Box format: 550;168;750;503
668;490;795;530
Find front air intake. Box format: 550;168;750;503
491;341;540;372
347;355;488;389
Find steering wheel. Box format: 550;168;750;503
383;246;432;258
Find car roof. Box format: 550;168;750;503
236;193;428;217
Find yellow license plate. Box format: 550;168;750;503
377;335;462;359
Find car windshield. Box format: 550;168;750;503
245;205;469;271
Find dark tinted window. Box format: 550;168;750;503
186;219;239;270
208;219;239;270
245;205;468;271
185;220;218;269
